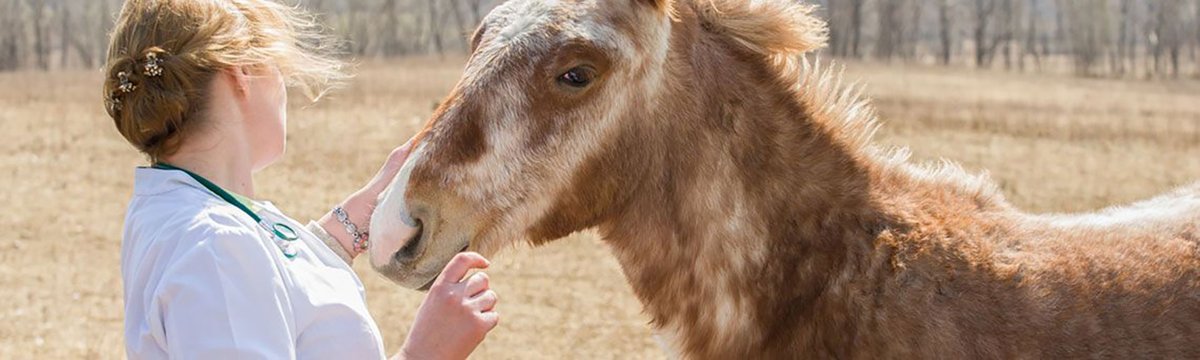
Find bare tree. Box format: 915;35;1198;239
999;0;1022;70
904;0;924;60
876;0;904;60
57;0;64;68
1115;0;1133;75
425;0;444;55
466;0;488;28
1060;0;1114;76
972;0;997;67
1146;0;1189;77
28;0;47;70
828;0;867;58
447;0;470;52
1022;0;1043;71
848;0;865;58
0;0;23;71
939;0;955;65
381;0;399;56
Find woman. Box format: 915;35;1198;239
104;0;498;358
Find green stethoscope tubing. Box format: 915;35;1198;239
151;163;300;258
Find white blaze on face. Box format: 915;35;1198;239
438;0;672;249
369;143;428;268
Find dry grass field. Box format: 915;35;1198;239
1;57;1198;359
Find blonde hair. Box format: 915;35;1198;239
102;0;348;162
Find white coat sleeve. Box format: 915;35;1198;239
149;210;296;360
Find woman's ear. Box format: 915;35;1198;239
227;66;253;99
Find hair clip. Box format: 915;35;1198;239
143;53;164;77
117;71;137;93
108;93;123;112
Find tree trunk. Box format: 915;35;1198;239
905;0;923;60
1053;0;1065;57
939;0;954;65
60;1;70;69
973;0;994;68
468;0;485;28
850;0;864;58
1023;0;1041;72
382;0;397;56
876;0;899;60
825;0;844;56
1116;0;1131;76
427;0;444;56
30;0;47;71
447;0;470;51
1170;45;1180;77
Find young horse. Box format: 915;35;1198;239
369;0;1200;357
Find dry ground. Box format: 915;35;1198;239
1;57;1197;358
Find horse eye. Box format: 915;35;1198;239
558;66;596;89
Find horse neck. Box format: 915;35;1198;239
594;27;889;353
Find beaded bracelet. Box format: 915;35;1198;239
333;206;369;253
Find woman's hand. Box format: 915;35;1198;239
396;252;500;360
320;138;414;257
343;138;414;226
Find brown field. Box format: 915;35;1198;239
1;57;1198;358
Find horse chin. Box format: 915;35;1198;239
401;242;472;292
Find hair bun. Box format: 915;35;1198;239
103;0;347;163
103;56;139;117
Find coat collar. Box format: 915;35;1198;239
132;166;284;214
132;166;207;196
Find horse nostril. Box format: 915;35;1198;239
396;219;423;261
399;210;420;228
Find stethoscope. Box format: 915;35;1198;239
152;163;300;259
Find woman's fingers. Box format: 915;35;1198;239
381;139;414;174
477;310;500;330
364;138;415;195
468;290;498;313
433;252;490;288
463;271;490;297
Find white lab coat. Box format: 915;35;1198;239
120;167;387;359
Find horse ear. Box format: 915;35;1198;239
634;0;673;14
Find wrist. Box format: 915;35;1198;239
397;345;413;360
394;340;425;360
318;212;358;259
319;193;374;259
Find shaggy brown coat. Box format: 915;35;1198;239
375;0;1200;358
540;1;1200;357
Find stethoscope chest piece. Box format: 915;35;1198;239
281;243;300;259
261;220;300;259
274;223;300;259
272;222;299;241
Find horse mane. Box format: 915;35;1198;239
691;0;876;152
693;0;827;54
784;55;1010;207
691;0;1008;208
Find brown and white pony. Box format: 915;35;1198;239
368;0;1200;357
